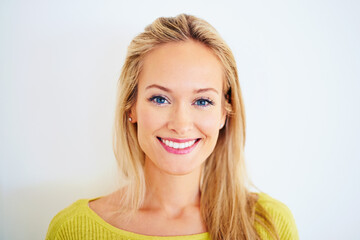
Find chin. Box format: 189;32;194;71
144;153;204;176
158;161;202;176
162;168;195;176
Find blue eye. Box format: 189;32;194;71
194;98;214;107
149;95;214;107
149;96;169;105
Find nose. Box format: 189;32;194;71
167;102;194;136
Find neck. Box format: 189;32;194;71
142;157;202;217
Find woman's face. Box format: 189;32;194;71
131;40;226;175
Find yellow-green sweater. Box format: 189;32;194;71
46;192;299;240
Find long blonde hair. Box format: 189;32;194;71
113;14;278;240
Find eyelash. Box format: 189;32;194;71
148;95;215;107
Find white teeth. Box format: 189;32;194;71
160;138;197;149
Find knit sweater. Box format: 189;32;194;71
46;192;299;240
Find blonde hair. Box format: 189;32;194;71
113;14;279;240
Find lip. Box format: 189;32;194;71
157;137;201;155
158;137;198;143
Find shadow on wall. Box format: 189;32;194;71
2;180;117;240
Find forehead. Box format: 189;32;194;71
138;40;224;93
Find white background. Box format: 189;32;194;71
1;0;359;239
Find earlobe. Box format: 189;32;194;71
128;115;137;123
220;116;226;129
129;107;137;123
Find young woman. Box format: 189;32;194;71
46;14;299;240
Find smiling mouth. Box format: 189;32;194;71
156;137;201;150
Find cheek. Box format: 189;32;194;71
195;109;222;136
136;104;165;133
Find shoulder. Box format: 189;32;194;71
255;192;299;240
45;198;97;240
256;192;295;220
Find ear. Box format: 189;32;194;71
220;111;226;129
129;105;137;123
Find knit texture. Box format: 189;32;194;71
46;192;299;240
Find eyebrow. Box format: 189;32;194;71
145;84;219;94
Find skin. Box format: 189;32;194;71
89;40;226;236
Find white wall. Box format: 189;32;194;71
1;0;359;239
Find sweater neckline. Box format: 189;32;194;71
83;197;210;240
83;192;265;239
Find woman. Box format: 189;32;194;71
46;14;299;240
